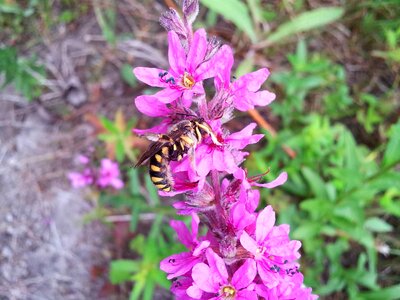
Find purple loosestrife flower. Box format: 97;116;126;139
134;28;222;109
160;214;210;279
188;249;258;300
211;46;276;113
240;206;301;288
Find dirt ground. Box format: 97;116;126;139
0;2;169;298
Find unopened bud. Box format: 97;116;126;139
160;8;187;39
183;0;199;25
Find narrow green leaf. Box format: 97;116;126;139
115;139;125;162
128;168;141;196
267;7;345;44
356;284;400;300
301;166;329;199
201;0;257;42
382;121;400;167
145;176;160;205
364;217;393;233
109;259;139;284
121;63;137;87
99;116;119;134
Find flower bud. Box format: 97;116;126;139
182;0;199;25
160;8;187;39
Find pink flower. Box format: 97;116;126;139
160;214;210;279
187;249;258;299
133;29;223;115
240;206;301;288
77;154;90;165
97;159;124;189
213;46;276;112
68;169;93;188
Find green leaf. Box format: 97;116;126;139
356;284;400;300
115;139;125;162
364;217;393;233
301;166;329;200
94;2;116;46
121;63;137;87
145;176;160;206
99;116;119;134
0;47;18;86
109;259;139;284
128;168;141;196
382;121;400;168
267;7;345;44
380;188;400;217
235;54;255;77
200;0;257;42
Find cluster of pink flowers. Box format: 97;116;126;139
68;155;124;190
134;1;317;299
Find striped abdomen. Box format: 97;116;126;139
149;147;172;192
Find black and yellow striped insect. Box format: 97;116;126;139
135;118;220;192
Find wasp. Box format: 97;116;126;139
135;118;221;192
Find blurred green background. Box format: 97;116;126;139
1;0;399;299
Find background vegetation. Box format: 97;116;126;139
1;0;399;299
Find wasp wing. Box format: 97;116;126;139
135;141;168;167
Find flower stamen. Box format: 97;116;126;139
220;285;236;299
182;72;195;88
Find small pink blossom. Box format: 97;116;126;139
68;169;93;188
96;158;124;189
134;29;223;115
188;249;258;300
160;214;210;279
213;46;276;112
240;206;301;288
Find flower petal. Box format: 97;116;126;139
237;290;258;300
170;219;193;249
187;29;208;73
186;283;203;299
196;45;233;81
233;68;270;92
160;252;201;279
191;263;219;293
253;90;276;107
227;123;263;149
256;206;275;243
253;172;288;189
205;249;228;282
240;231;258;254
230;203;255;232
168;31;186;74
232;259;257;289
133;67;168;87
134;95;171;117
153;87;182;103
